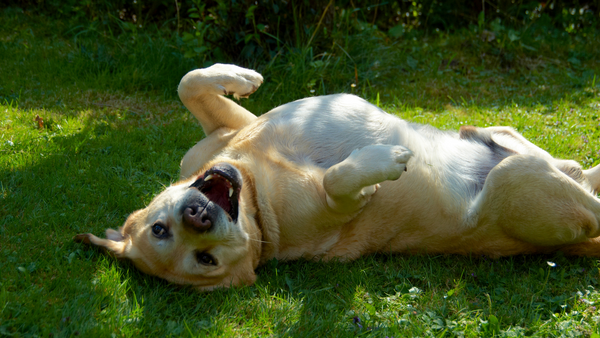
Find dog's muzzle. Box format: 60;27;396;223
185;163;243;231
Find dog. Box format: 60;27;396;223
75;63;600;290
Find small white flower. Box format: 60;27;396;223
409;286;421;294
7;140;14;146
547;261;556;267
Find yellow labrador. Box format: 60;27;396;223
75;64;600;290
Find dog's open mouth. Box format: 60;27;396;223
189;163;242;222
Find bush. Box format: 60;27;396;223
5;0;599;64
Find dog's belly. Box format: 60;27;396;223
256;94;504;200
243;95;516;259
257;94;405;168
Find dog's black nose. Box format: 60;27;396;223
182;205;212;232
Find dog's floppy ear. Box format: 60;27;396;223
74;229;128;257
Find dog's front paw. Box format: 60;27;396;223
386;145;413;180
179;64;264;100
353;145;413;183
205;64;263;99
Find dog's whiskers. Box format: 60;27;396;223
248;238;271;244
246;230;270;244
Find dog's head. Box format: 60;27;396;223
75;162;262;290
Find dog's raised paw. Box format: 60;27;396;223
361;145;413;182
390;146;413;176
179;63;264;100
208;64;263;99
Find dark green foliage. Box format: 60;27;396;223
3;1;599;108
4;1;599;65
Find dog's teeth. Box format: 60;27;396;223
204;174;213;181
229;187;234;197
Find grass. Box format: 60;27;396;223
2;5;600;337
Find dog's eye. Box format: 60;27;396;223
151;223;169;239
196;252;217;266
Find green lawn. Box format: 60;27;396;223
2;7;600;337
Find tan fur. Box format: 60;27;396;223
75;64;600;290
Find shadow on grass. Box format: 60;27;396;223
78;250;599;336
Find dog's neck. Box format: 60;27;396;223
236;165;281;265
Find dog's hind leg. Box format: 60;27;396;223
486;126;600;193
323;145;413;213
583;164;600;193
468;155;600;255
469;125;599;193
484;126;555;159
178;64;263;135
